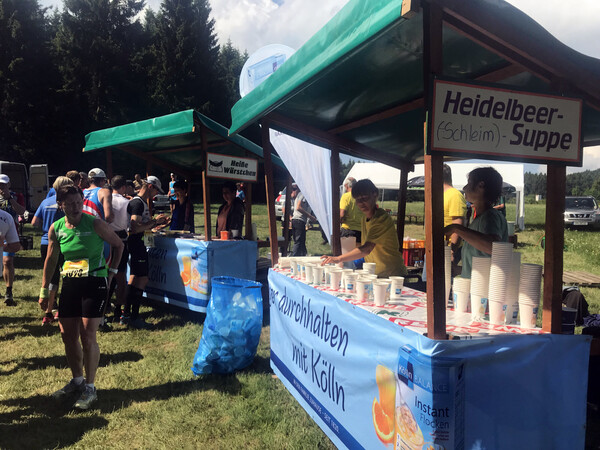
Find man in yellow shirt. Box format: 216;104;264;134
443;164;467;275
340;177;364;243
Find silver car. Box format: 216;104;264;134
275;187;286;218
564;196;600;229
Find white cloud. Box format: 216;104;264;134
210;0;347;53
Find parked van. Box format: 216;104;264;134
0;162;49;212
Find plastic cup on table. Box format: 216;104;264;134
363;262;376;274
304;263;315;284
220;230;229;240
453;290;470;313
329;270;342;290
373;282;389;306
389;276;405;298
356;279;370;302
344;272;358;294
518;302;538;328
312;266;324;286
488;300;506;325
470;294;488;321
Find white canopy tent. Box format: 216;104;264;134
346;161;525;229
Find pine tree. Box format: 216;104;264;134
149;0;220;117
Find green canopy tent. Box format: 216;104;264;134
229;0;600;337
84;109;285;241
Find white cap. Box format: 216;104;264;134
88;168;107;179
0;174;9;184
146;176;164;194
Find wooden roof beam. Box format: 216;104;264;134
267;112;414;172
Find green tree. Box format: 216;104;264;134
215;39;245;125
53;0;146;129
0;0;59;163
148;0;220;118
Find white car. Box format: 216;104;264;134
275;187;286;218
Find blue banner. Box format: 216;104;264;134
268;269;590;449
144;237;257;312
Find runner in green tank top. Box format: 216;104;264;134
39;185;123;411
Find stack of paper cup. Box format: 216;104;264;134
452;277;471;313
504;252;521;324
488;242;514;324
470;256;491;320
444;246;452;307
519;263;543;328
340;269;354;292
363;262;376;274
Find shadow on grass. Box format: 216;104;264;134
0;414;109;449
0;315;35;327
0;351;143;376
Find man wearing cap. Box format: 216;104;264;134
0;174;25;305
340;177;363;246
122;176;168;329
83;168;113;223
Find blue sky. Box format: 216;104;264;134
40;0;600;173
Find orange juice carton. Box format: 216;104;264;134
394;346;465;450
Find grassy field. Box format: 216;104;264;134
0;201;598;448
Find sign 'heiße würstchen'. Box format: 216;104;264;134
428;79;582;165
206;152;258;182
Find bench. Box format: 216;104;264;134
405;214;424;224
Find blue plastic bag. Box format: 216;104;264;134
191;277;263;375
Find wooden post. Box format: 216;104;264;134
202;170;211;240
423;1;446;339
397;167;409;245
106;149;113;179
200;124;211;241
283;176;293;255
245;182;253;239
542;165;566;333
261;119;279;266
331;148;341;255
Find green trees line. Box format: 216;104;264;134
0;0;247;174
525;169;600;199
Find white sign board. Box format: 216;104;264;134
206;152;258;182
429;79;582;165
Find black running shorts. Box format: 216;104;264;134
59;277;108;318
127;237;148;277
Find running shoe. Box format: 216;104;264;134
42;314;56;326
4;293;16;306
52;379;85;399
74;385;97;410
128;318;153;330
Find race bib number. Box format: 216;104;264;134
61;259;89;278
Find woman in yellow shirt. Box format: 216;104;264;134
321;179;407;277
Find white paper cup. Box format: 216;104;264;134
488;300;506;325
389;276;405;298
519;302;539;328
345;273;358;293
304;263;314;284
329;270;342;290
470;295;488;321
278;256;290;268
363;262;376;274
312;266;324;286
505;302;519;324
356;279;369;302
373;282;389;306
453;290;470;313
